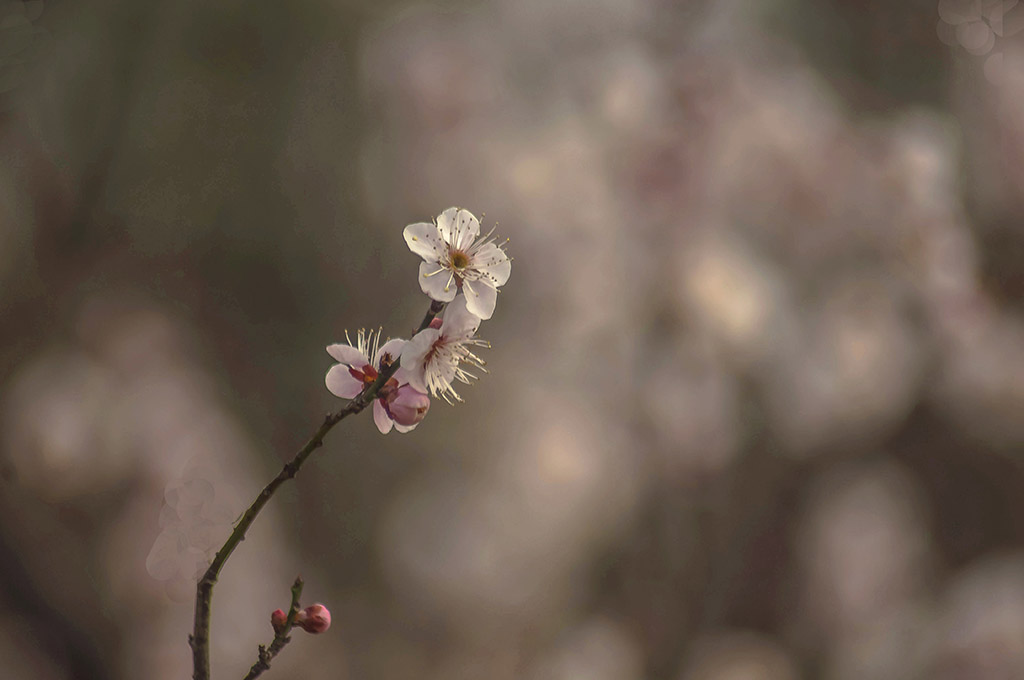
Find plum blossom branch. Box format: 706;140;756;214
190;299;444;680
189;207;508;680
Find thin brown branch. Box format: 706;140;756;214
191;299;444;680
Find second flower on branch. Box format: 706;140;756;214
324;329;429;434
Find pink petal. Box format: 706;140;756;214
326;343;369;367
374;338;406;368
388;385;430;426
373;400;394;434
325;365;364;399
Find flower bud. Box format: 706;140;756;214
429;317;443;330
295;603;331;633
270;609;287;633
387;385;430;426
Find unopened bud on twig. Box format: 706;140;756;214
295;603;331;633
270;609;287;633
388;384;431;426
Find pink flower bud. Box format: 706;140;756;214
429;317;443;330
387;384;430;426
270;609;287;633
295;603;331;633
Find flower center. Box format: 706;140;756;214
451;251;470;270
359;365;379;384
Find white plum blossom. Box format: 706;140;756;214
400;295;490;403
325;328;430;434
404;207;511;320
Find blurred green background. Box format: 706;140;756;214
2;0;1024;678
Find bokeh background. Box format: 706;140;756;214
2;0;1024;678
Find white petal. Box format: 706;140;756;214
429;356;458;390
404;222;445;262
406;370;428;395
435;207;459;245
419;261;458;302
373;400;394;434
401;329;439;393
325;365;364;399
441;295;481;337
401;329;438;366
451;209;481;250
394;421;418;433
326;343;369;367
392;364;413;384
437;208;481;249
472;242;511;287
462;280;497;320
375;338;406;368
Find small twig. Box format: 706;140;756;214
191;299;444;680
241;577;304;680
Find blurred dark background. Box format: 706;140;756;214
2;0;1024;678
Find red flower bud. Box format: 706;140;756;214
270;609;287;633
295;603;331;633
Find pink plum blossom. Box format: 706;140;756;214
325;329;430;434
